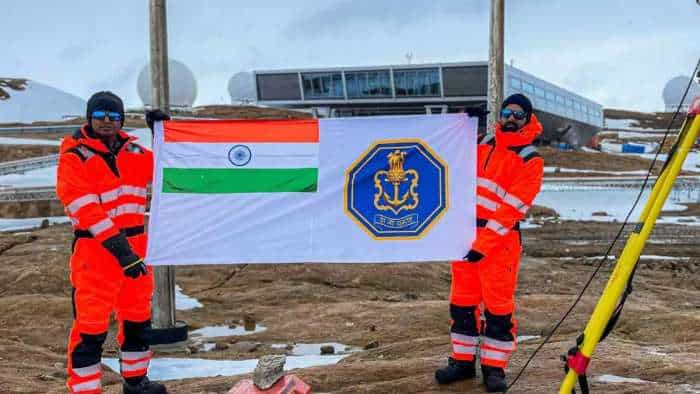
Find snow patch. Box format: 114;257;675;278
516;335;540;343
0;136;61;146
0;216;69;232
290;343;356;356
102;354;347;381
0;165;56;187
594;374;651;384
175;285;202;310
190;324;267;338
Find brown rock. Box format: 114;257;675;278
243;314;256;331
253;355;286;390
364;340;379;350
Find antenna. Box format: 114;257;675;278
405;52;413;65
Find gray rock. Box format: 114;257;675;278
320;345;335;355
253;355;286;389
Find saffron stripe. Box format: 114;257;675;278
162;168;318;194
163;119;319;143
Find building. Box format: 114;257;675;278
254;61;603;147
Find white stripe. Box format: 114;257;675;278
482;337;515;351
502;193;529;214
518;145;537;159
160;142;319;169
88;218;114;237
486;219;509;236
451;333;479;345
71;363;101;377
67;194;99;215
477;195;500;211
121;359;150;372
121;350;151;361
100;185;148;204
107;203;146;218
480;349;509;361
453;344;477;355
478;177;507;199
72;378;101;392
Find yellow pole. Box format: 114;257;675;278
559;112;700;393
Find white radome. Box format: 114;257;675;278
662;75;700;110
137;59;197;108
227;72;256;103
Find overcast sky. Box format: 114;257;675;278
2;0;699;111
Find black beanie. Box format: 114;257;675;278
501;93;533;120
86;91;125;125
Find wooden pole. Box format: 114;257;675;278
149;0;175;330
487;0;504;134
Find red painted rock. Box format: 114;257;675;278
228;375;311;394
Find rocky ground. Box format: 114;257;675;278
0;214;698;393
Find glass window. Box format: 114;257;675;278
535;86;546;98
566;98;574;108
509;77;522;90
394;68;441;97
345;70;392;98
522;81;534;94
574;102;582;111
301;72;344;99
556;94;565;105
545;90;555;101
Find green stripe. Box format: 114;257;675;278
162;168;318;193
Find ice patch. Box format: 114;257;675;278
175;285;202;310
0;216;69;232
594;374;651;384
0;165;56;187
535;185;698;223
290;343;355;356
190;324;267;338
516;335;540;343
545;167;650;176
0;136;61;146
639;255;690;261
102;354;347;381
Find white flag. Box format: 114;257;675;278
146;114;476;264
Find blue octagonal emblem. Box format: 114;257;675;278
344;139;449;240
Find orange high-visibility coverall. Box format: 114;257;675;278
56;126;153;393
449;115;544;368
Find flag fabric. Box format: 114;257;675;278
146;115;476;265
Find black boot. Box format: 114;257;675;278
481;365;507;393
435;357;477;384
123;376;167;394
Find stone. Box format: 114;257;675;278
214;342;229;351
253;355;286;389
39;219;50;229
320;345;335;355
364;340;379;350
231;341;260;353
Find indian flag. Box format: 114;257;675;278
147;115;476;265
159;120;319;194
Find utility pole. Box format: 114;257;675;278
487;0;505;134
149;0;178;337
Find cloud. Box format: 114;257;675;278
284;0;487;36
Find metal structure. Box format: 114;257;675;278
149;0;184;342
560;97;700;392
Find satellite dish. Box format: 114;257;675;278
137;59;197;108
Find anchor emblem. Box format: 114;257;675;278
373;150;420;214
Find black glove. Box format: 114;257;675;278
145;109;171;131
463;249;485;263
102;233;148;279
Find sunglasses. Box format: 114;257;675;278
500;108;527;120
91;110;122;121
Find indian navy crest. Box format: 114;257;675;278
345;139;448;239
